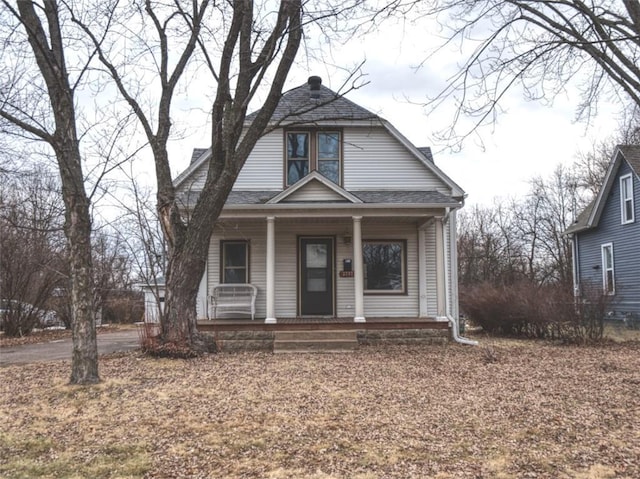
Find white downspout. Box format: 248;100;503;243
441;209;478;346
571;234;581;300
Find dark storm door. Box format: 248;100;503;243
300;237;334;316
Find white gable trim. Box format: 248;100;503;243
174;148;211;189
586;146;626;228
267;171;363;204
380;120;466;199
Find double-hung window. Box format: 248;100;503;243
286;130;341;186
317;132;340;184
286;133;310;186
363;240;406;294
221;241;249;284
620;174;634;224
601;243;615;295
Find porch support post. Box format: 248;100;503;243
418;227;428;318
435;217;447;319
352;216;366;322
265;216;277;324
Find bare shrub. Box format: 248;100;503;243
1;302;43;337
461;282;542;336
560;284;607;344
102;291;144;324
461;281;607;343
137;323;214;359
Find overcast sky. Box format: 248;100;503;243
302;14;622;207
164;10;623;208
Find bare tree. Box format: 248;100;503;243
0;0;101;383
457;203;528;286
374;1;640;146
520;165;582;285
73;0;352;353
109;176;167;323
0;167;66;336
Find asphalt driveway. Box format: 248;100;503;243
0;329;140;366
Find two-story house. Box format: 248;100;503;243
565;145;640;323
173;76;473;343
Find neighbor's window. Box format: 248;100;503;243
620;174;634;224
363;240;406;293
285;130;341;186
601;243;615;295
221;241;249;284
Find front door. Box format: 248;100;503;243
299;237;334;316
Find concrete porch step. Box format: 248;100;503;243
274;329;358;353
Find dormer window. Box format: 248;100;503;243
620;174;634;224
286;130;341;186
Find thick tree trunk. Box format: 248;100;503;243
162;251;202;344
13;0;100;384
63;168;99;384
159;169;238;349
150;0;302;354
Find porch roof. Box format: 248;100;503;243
180;189;460;208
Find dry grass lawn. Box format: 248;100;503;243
1;337;639;478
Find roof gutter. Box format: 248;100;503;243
440;209;478;346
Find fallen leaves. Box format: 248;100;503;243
0;338;639;478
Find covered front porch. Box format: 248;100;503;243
204;210;456;324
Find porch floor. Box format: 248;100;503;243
198;317;450;332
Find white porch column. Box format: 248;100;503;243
418;227;428;318
435;218;447;319
265;216;277;324
352;216;366;322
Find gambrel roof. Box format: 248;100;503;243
174;76;466;203
565;144;640;234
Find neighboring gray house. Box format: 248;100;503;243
565;145;640;322
174;76;469;337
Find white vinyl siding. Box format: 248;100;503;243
208;219;441;319
282;181;347;202
196;266;208;319
234;131;284;189
343;127;447;191
362;223;419;317
220;126;450;193
178;162;208;193
424;222;438;317
208;223;267;318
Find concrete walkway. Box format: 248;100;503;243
0;329;140;366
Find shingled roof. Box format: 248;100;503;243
178;189;458;208
246;77;378;124
618;144;640;174
564;144;640;234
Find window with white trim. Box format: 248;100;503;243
620;174;635;224
286;130;341;186
363;240;406;293
601;243;615;295
220;241;249;284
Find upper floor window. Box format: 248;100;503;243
601;243;615;295
221;241;249;284
620;174;634;224
286;130;341;186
